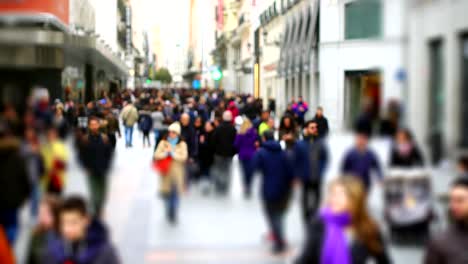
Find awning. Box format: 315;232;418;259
0;28;128;77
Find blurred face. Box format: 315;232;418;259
204;122;214;132
181;115;190;126
267;118;275;129
449;186;468;221
396;131;409;145
47;129;58;141
283;118;291;128
60;212;88;242
261;112;269;121
328;184;350;214
307;122;318;136
89;120;100;134
38;203;55;229
356;134;369;150
168;131;178;140
316;108;323;117
194;118;202;128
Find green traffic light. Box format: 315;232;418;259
211;69;222;81
146;79;151;84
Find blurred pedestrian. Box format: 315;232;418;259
257;110;270;135
44;196;120;263
341;131;383;192
120;101;139;148
292;96;309;127
212;111;237;195
138;108;153;148
198;121;215;194
313;106;329;138
0;121;30;245
151;106;167;148
227;101;239;123
424;178;468;264
279;115;299;150
26;196;60;264
389;128;424;168
41;127;68;195
252;130;294;254
294;177;391;264
295;120;329;224
104;110;121;151
78;117;113;216
234;118;258;199
154;122;188;224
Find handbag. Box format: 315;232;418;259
152;156;172;175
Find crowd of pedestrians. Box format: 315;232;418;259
1;86;468;263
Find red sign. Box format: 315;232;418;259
0;0;69;25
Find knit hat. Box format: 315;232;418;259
168;122;181;135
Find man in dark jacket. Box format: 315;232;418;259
313;106;329;138
295;120;329;224
0;122;30;245
44;196;120;264
424;177;468;264
180;113;196;158
78;117;113;216
252;130;293;254
211;111;237;195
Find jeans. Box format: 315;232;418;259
0;209;18;245
240;159;254;196
88;173;108;216
263;200;286;250
301;180;322;224
213;155;233;195
143;131;150;146
124;125;134;146
30;185;41;218
165;185;179;223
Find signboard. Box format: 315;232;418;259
0;0;69;25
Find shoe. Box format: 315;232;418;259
271;244;286;255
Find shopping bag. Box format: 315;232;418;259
152;156;172;175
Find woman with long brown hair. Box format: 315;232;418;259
294;177;391;264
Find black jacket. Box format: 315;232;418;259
424;223;468;264
198;130;215;168
181;124;197;158
389;144;424;168
212;122;237;157
295;218;391;264
0;137;31;210
79;133;113;176
314;115;329;138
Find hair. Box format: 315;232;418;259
239;118;253;134
458;155;468;171
59;196;88;217
452;177;468;189
329;177;383;254
305;119;318;128
396;128;414;142
280;115;297;132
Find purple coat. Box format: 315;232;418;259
234;128;258;161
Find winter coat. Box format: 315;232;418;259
389;144;424;168
424;224;468;264
198;131;215;169
212;121;237;157
120;104;139;127
341;148;383;190
41;140;68;193
78;133;112;176
294;218;391;264
0;138;31;210
252;141;294;202
44;220;120;264
313;115;329;138
181;124;197;158
138;111;153;132
292;102;309;119
151;111;167;130
234;128;258;161
154;139;188;195
294;137;329;183
242;103;259;121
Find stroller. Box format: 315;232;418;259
384;169;434;244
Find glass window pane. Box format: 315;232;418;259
345;0;382;40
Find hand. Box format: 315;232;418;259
200;135;205;143
165;145;172;153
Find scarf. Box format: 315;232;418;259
320;208;352;264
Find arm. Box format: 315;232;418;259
172;142;188;162
372;152;384;181
154;141;169;160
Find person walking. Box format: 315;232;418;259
252;130;294;254
151;105;167;148
120;101;139;148
103;110;121;151
341;130;383;192
294;177;391;264
154;122;188;224
279;115;299;150
292;96;309;127
77;117;113;217
234;118;258;199
295;120;329;224
40;127;68;196
389;128;424;168
212;111;237;195
313;106;329;138
424;177;468;264
138;108;153;148
198;121;215;194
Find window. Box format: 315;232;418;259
461;34;468;147
345;0;382;40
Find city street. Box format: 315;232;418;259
14;131;452;263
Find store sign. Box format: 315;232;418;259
0;0;69;25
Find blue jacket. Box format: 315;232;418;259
294;136;329;183
341;148;383;190
252;141;294;202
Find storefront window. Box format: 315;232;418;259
345;0;382;40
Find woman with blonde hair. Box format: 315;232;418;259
234;118;258;199
295;177;391;264
154;122;188;224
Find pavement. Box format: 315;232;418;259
15;131;457;264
